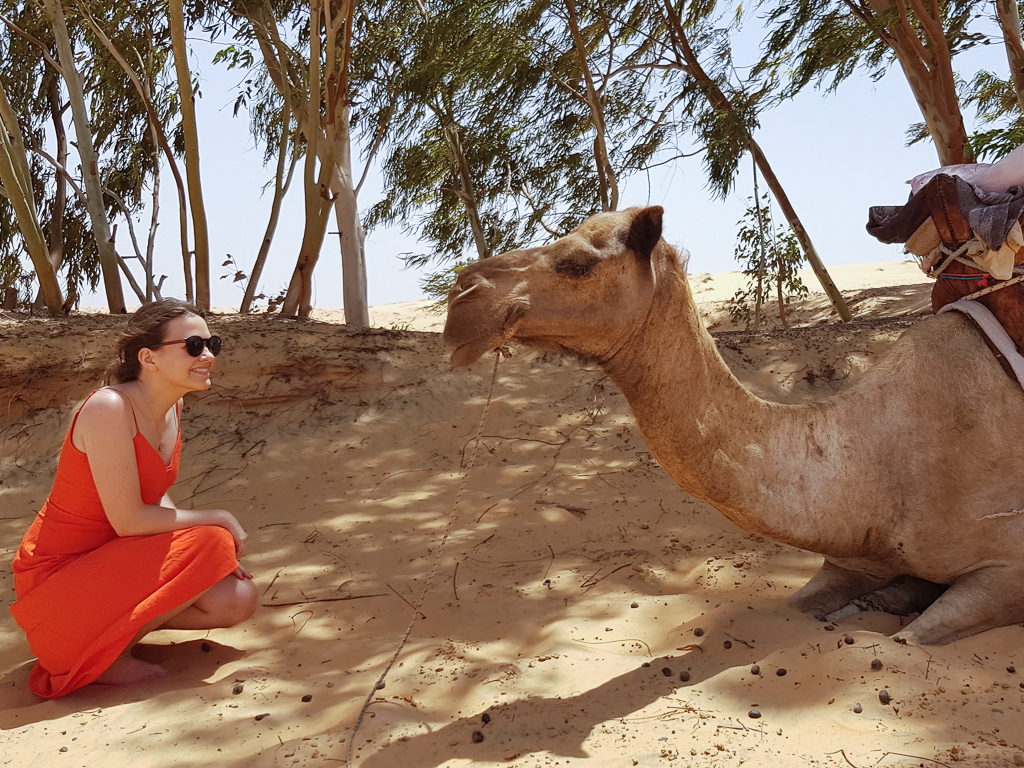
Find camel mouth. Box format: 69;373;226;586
445;302;525;367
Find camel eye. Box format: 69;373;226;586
554;257;597;278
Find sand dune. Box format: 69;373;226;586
2;263;1023;767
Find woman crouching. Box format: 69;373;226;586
10;299;257;698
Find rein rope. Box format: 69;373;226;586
927;239;1024;301
346;348;504;768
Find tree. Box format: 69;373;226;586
759;0;990;166
363;0;672;285
169;0;211;309
41;0;125;312
0;74;63;313
225;0;369;324
630;0;852;321
729;191;809;330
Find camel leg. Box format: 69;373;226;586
894;567;1024;645
789;560;893;619
825;576;948;623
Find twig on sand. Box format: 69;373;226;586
290;609;313;636
453;562;460;601
580;562;632;591
571;636;653;657
261;593;386;608
542;545;556;580
825;749;860;768
725;632;755;649
387;582;428;620
876;753;952;768
262;568;283;596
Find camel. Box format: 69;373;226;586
443;205;1024;646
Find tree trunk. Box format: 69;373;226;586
169;0;211;309
442;123;490;260
748;138;852;322
281;157;332;315
996;0;1024;114
34;74;66;312
860;0;971;165
0;78;63;314
43;0;125;312
752;158;765;331
241;102;296;314
565;0;618;211
332;120;369;327
661;0;852;322
78;5;188;302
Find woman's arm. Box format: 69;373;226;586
75;390;247;556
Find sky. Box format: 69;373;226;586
78;20;1009;311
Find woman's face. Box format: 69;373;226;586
148;313;217;391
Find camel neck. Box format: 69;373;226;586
603;259;805;543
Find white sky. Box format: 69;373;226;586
78;25;1007;311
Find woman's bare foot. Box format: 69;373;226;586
93;653;169;685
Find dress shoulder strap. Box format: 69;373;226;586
105;387;142;431
68;388;138;448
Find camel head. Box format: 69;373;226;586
444;206;667;367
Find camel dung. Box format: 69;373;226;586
748;710;761;719
680;671;691;682
693;627;705;637
661;667;673;677
776;668;787;677
750;665;760;676
255;713;270;721
723;641;732;649
302;694;313;703
482;712;491;724
472;731;484;743
871;659;883;671
1008;665;1017;674
201;642;211;653
879;690;892;705
843;635;855;645
631;602;639;609
232;683;244;695
853;703;863;714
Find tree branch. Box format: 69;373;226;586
0;11;64;75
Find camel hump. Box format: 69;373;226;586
625;206;664;260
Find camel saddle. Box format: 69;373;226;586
869;173;1024;380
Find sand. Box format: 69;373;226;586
2;261;1023;768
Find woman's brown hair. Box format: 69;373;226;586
105;299;205;384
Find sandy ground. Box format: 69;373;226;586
2;260;1023;768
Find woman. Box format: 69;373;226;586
10;299;258;698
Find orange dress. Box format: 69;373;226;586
10;392;238;699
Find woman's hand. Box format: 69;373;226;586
213;510;248;558
233;564;254;580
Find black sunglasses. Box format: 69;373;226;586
151;335;222;357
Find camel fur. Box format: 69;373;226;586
442;206;1024;646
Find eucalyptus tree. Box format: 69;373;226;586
360;0;549;268
40;0;126;311
363;0;672;283
616;0;852;321
220;0;370;324
961;1;1024;159
758;0;1002;166
169;0;211;309
0;74;63;313
0;0;187;312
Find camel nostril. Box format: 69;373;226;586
448;281;481;307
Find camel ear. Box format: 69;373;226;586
625;206;663;260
